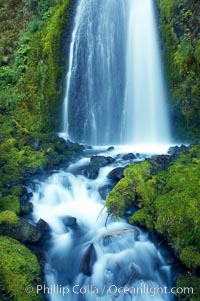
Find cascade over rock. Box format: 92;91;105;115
63;0;170;146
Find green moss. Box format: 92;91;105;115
106;161;155;218
128;207;155;229
0;236;44;301
107;144;200;272
157;0;200;140
0;0;73;134
0;211;19;225
176;275;200;301
0;196;20;214
180;247;200;271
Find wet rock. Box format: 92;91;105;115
75;156;115;179
80;244;97;276
122;153;136;160
0;218;41;243
36;219;51;243
74;165;99;179
62;216;77;228
99;185;113;199
107;167;125;181
36;219;51;232
20;188;34;214
107;146;115;151
151;155;171;169
168;144;189;156
20;201;33;215
90;155;115;166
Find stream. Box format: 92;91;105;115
30;145;176;301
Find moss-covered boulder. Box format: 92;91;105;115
106;161;156;217
0;236;44;301
0;211;41;243
106;144;200;276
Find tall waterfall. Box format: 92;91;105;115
121;0;170;144
63;0;170;145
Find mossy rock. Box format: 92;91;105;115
0;211;19;226
106;161;156;218
0;236;44;301
0;211;41;243
106;144;200;273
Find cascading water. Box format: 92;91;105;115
31;149;175;301
121;0;170;144
63;0;127;145
63;0;170;146
29;1;175;300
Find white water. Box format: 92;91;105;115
121;0;170;144
63;0;126;144
31;148;175;301
30;1;175;300
63;0;170;146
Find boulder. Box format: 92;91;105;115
75;156;115;179
107;167;125;181
98;185;113;199
107;146;115;151
0;217;41;243
168;144;189;156
122;153;136;160
62;216;77;228
151;155;171;170
36;219;51;232
74;165;100;179
90;155;115;166
80;244;97;276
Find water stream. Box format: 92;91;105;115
30;0;175;300
30;147;175;301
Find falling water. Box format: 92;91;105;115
63;0;126;145
121;0;170;144
63;0;170;146
29;1;175;300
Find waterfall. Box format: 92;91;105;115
63;0;127;145
121;0;170;144
63;0;170;146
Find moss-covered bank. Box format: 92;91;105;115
0;1;76;299
106;144;200;299
0;236;44;301
157;0;200;141
0;0;74;133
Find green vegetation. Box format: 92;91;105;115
0;1;75;299
106;144;200;291
0;0;73;133
0;211;19;226
176;275;200;301
106;161;155;218
157;0;200;141
0;0;77;214
0;236;44;301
